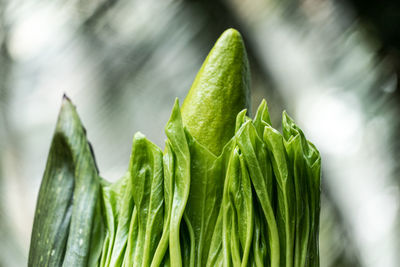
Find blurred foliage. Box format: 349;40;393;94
0;1;25;266
347;0;400;77
0;0;399;266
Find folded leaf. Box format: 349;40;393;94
236;121;280;267
29;97;100;267
263;125;295;267
164;99;191;267
183;132;222;266
222;147;254;267
128;133;164;267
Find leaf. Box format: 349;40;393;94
87;188;106;267
235;120;280;267
128;133;164;267
250;200;268;267
282;111;321;267
149;142;174;267
164;99;191;267
263;125;295;267
222;147;254;267
109;179;134;267
183;131;225;266
123;206;138;266
28;132;74;267
253;99;271;134
29;97;101;267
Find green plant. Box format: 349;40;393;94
29;28;321;267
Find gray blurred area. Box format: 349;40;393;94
0;0;399;266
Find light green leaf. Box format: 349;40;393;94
128;133;164;267
165;99;191;267
236;121;280;267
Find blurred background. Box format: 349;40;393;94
0;0;399;266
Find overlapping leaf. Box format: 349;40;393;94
29;97;320;267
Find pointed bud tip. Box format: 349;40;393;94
61;94;74;110
58;94;77;121
216;28;245;48
221;28;242;39
180;28;250;155
133;131;146;140
62;93;71;101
